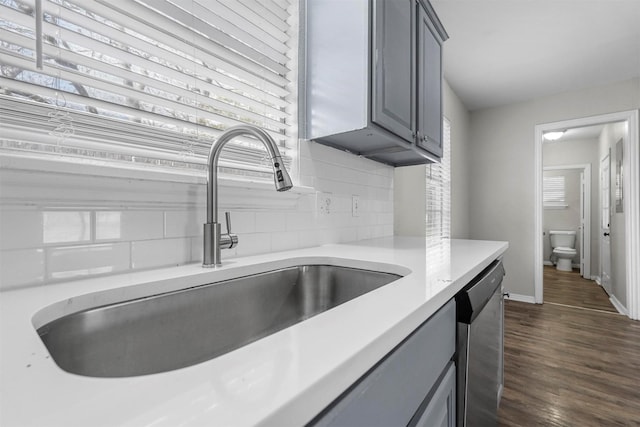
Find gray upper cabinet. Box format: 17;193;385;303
417;1;444;157
372;0;415;144
304;0;448;167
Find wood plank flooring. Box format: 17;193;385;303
498;300;640;426
543;266;617;313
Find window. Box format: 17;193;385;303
0;0;297;181
426;118;451;243
543;175;566;208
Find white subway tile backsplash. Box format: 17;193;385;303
235;233;272;257
255;212;286;233
47;243;130;281
285;212;313;231
338;227;358;243
271;231;299;253
0;210;43;250
1;138;395;288
132;238;191;270
96;211;164;241
298;230;320;248
226;211;256;233
190;236;203;263
164;211;201;238
0;248;45;289
43;211;91;244
357;226;373;241
296;194;316;212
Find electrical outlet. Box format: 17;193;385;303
352;195;360;217
317;192;332;216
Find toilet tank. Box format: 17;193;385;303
549;230;576;248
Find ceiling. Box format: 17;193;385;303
430;0;640;111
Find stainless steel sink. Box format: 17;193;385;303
37;264;402;378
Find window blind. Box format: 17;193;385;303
0;0;296;179
543;175;565;207
426;118;451;244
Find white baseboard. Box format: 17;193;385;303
609;295;629;316
506;293;537;304
543;261;553;266
593;276;601;284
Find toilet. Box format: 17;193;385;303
549;230;577;272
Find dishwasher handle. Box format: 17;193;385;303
456;260;505;324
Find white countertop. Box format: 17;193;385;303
0;237;507;427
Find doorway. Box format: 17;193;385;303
543;164;591;279
534;110;640;320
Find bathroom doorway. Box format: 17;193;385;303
534;110;640;319
543;164;591;279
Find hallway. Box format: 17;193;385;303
543;265;617;313
498;300;640;426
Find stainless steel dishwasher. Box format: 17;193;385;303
455;260;505;427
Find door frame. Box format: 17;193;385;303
543;164;591;279
534;110;640;320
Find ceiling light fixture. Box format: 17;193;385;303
543;131;565;141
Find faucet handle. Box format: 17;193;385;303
225;211;232;234
224;211;238;249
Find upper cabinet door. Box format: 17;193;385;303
372;0;415;144
416;2;443;157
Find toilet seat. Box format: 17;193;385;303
553;247;577;255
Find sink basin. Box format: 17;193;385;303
37;264;402;378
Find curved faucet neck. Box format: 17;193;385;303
205;125;292;224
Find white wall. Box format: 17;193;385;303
599;122;628;307
394;80;471;238
0;142;394;290
543;137;600;275
468;77;640;298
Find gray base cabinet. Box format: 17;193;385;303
309;300;455;427
412;363;456;427
304;0;448;167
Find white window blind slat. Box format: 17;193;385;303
92;0;289;87
1;0;296;180
1;3;34;30
261;0;291;13
2;97;285;173
238;0;290;25
172;0;289;48
37;1;289;110
141;0;289;70
217;0;289;39
426;119;451;244
544;176;566;206
2;54;287;135
0;80;285;145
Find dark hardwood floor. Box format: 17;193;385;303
498;300;640;426
543;265;617;313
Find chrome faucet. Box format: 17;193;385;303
203;125;293;267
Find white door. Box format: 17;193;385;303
579;171;585;277
601;154;612;295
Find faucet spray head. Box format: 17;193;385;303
272;158;293;191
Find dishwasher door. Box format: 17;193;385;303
456;260;505;427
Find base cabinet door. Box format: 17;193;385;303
412;362;456;427
309;300;455;427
